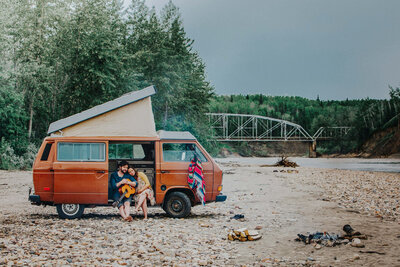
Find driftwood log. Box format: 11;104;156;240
228;228;262;242
275;156;299;168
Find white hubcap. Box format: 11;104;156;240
61;204;79;216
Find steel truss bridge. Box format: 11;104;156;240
207;113;352;142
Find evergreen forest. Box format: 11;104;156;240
0;0;213;169
0;0;399;170
209;89;400;154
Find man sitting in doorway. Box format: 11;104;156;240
110;160;137;221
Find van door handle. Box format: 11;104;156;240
97;171;105;173
161;170;169;174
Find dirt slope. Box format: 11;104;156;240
360;126;400;158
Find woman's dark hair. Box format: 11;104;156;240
129;166;138;179
118;160;129;167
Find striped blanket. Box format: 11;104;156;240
188;157;206;205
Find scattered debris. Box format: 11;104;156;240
275;156;299;168
296;232;342;246
274;169;299;173
343;224;358;235
342;225;368;240
295;224;366;248
231;214;244;220
345;209;361;214
260;164;275;167
228;228;262;242
351;238;365;248
359;250;386;255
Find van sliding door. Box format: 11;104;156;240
53;141;108;204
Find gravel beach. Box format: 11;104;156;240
0;159;399;266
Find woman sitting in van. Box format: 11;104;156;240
128;167;155;220
110;160;137;221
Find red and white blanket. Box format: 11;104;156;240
188;157;206;205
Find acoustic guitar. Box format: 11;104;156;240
112;180;136;208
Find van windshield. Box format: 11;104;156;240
162;143;207;162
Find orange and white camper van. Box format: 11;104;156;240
28;86;226;219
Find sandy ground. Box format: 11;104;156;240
0;160;399;266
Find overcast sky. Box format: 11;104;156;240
140;0;400;100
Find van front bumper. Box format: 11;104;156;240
216;194;227;202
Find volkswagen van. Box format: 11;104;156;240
29;130;226;219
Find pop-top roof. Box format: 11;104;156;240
157;130;196;140
48;86;156;134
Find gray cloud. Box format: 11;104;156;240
142;0;400;99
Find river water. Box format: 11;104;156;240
215;157;400;173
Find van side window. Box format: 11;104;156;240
109;143;145;160
57;142;105;161
40;143;52;161
162;143;207;162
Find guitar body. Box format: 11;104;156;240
119;183;136;198
112;179;136;208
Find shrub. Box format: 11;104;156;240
21;143;39;170
0;138;38;170
0;138;22;170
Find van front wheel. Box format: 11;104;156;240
164;192;191;218
56;204;85;219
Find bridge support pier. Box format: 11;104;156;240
309;140;317;158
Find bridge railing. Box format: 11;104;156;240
312;127;352;140
207;113;351;142
207;113;314;141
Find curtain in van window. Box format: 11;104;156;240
59;143;73;160
73;143;90;160
91;143;104;160
58;143;105;161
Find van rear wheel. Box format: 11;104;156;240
164;192;191;218
56;204;85;219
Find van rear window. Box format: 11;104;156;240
40;143;52;161
57;142;105;162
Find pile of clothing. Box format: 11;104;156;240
295;224;367;247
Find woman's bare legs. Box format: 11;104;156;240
135;194;146;212
135;193;148;219
146;190;156;206
141;200;148;219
